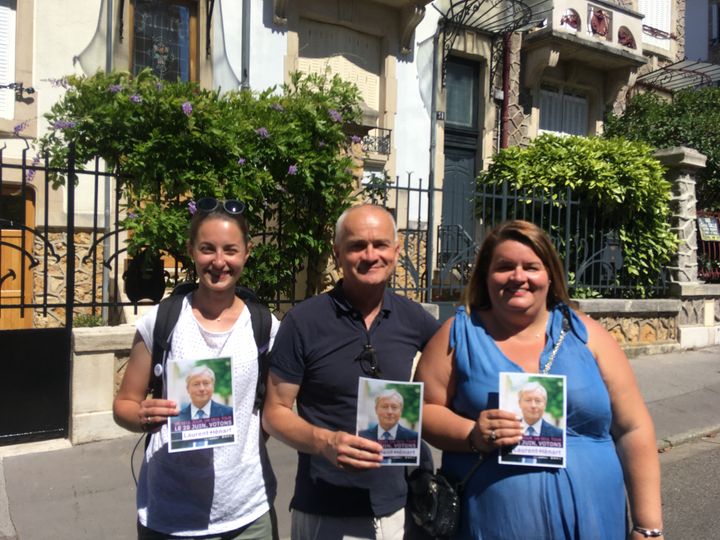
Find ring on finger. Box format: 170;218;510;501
489;430;497;442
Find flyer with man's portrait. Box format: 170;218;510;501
498;371;567;468
167;357;236;453
356;377;423;466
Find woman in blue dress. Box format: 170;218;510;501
415;220;663;539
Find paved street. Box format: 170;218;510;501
659;433;720;539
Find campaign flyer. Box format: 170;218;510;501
498;371;567;468
167;357;236;453
356;377;423;466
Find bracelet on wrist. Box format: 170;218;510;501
632;526;663;537
467;427;482;453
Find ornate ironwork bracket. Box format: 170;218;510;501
206;0;215;58
0;269;16;289
433;0;543;87
119;0;125;42
273;0;288;26
0;242;40;270
0;219;61;264
400;4;427;55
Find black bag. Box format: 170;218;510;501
407;456;485;539
407;468;461;538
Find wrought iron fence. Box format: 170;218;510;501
472;181;669;298
0;147;677;332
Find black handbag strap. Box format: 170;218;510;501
456;454;485;492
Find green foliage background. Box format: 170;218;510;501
196;358;232;403
604;88;720;210
39;69;363;300
386;383;422;428
477;134;677;297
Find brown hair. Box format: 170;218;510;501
187;208;250;248
463;220;574;312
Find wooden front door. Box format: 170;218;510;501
0;186;35;329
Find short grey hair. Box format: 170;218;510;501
375;389;403;408
334;204;398;245
518;382;547;401
186;365;215;386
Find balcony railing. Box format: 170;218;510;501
362;128;392;156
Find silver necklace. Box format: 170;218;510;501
541;319;569;375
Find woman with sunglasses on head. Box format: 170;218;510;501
114;198;280;540
415;220;662;539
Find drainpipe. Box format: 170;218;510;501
425;25;441;304
240;0;250;89
102;0;113;322
500;31;511;149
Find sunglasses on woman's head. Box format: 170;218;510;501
196;197;246;215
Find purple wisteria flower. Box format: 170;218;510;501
127;211;139;219
318;141;326;148
271;103;284;112
181;101;193;116
237;157;246;165
329;109;342;123
287;164;298;176
188;200;197;215
108;84;123;94
13;120;29;136
351;135;362;144
130;94;142;104
52;119;77;130
26;155;41;182
256;127;269;138
156;82;164;91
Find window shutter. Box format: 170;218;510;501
639;0;671;50
297;20;380;112
0;0;17;119
539;87;563;133
562;93;587;136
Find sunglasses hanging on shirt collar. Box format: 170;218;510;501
356;344;382;378
196;197;246;215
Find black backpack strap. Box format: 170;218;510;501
149;294;186;398
243;300;272;413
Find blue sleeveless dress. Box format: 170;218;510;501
441;305;627;540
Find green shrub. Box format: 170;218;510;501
477;134;677;297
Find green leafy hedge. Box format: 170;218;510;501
477;134;677;297
39;69;363;300
604;89;720;210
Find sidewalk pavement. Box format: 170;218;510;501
1;345;719;540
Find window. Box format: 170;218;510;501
445;58;478;130
131;0;198;81
0;0;17;119
712;1;719;44
539;85;588;136
639;0;671;50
